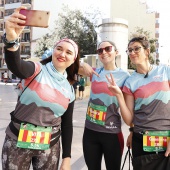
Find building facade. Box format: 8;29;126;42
0;0;31;82
0;0;59;82
97;0;158;70
110;0;160;63
110;0;156;38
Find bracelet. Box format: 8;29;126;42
2;33;20;49
129;127;134;132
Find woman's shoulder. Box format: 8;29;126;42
152;64;170;73
116;68;131;76
157;64;170;69
95;67;103;72
123;71;136;82
34;62;43;71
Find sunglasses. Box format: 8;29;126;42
97;46;112;55
126;46;143;55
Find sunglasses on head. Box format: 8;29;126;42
97;46;112;55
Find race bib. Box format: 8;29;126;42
143;131;170;152
86;102;107;126
17;123;52;150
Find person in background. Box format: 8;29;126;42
1;6;97;170
4;71;7;78
78;75;86;99
3;71;8;83
81;40;130;170
73;75;79;100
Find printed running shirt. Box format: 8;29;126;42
4;49;74;158
85;67;130;133
123;65;170;133
12;62;75;126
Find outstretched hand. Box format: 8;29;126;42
105;73;122;96
79;62;99;77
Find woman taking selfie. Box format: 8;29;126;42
1;6;96;170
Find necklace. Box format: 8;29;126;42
144;64;152;78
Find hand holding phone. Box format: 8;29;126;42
19;9;50;28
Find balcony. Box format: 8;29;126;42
21;51;31;55
20;38;30;43
155;33;159;38
5;0;21;4
0;27;3;33
22;0;31;3
155;13;160;18
156;42;159;48
5;11;13;16
22;26;30;32
0;16;4;21
0;3;4;9
14;0;21;2
155;23;159;28
22;0;31;7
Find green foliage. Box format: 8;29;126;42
131;27;151;39
54;5;98;58
128;27;157;69
34;5;100;58
34;33;55;58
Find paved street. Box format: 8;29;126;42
0;83;132;170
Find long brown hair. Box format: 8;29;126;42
128;36;150;49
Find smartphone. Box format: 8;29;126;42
19;9;50;28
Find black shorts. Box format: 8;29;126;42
79;86;85;91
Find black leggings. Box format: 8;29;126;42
83;128;124;170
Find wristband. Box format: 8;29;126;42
2;33;20;49
129;127;134;132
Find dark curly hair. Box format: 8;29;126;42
128;36;150;49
